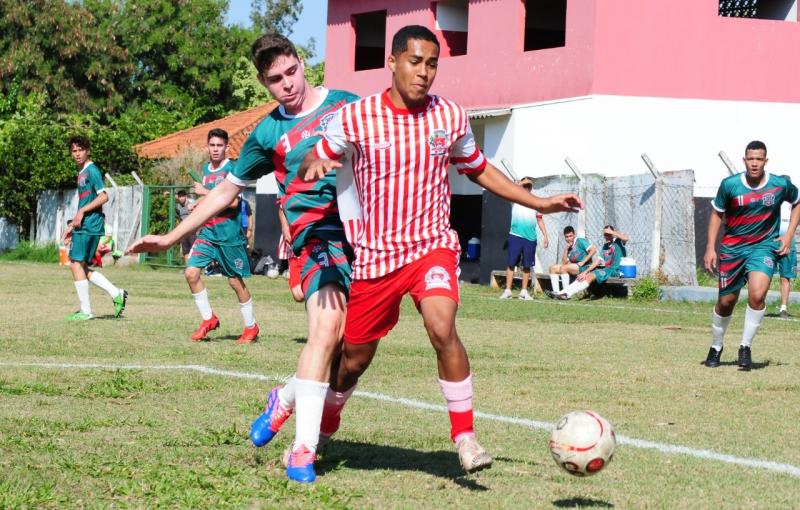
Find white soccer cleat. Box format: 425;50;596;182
456;435;493;474
518;290;533;301
499;289;513;300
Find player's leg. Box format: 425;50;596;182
228;276;258;343
518;240;535;300
216;242;257;343
66;232;97;321
412;249;492;473
780;277;791;318
288;256;304;302
185;240;219;340
548;264;562;292
738;268;772;370
705;251;745;367
501;235;521;299
559;270;598;299
777;249;795;319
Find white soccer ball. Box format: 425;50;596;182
266;268;280;279
549;410;616;476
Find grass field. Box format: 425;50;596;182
1;261;799;509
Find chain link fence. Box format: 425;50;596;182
532;169;696;284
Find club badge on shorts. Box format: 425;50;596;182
425;266;451;290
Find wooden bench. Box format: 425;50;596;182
491;270;639;297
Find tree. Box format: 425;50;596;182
249;0;302;35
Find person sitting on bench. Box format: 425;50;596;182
547;225;596;294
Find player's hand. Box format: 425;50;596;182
302;159;342;182
193;182;206;195
703;247;717;272
538;194;583;214
543;238;549;249
72;211;84;229
775;235;792;256
576;272;587;282
125;235;172;255
603;226;614;236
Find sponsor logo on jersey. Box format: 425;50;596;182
78;174;88;187
424;266;451;290
319;112;336;132
428;129;448;156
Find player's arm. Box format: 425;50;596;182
578;244;597;267
536;215;549;248
468;163;582;214
126;179;244;254
605;227;629;243
778;203;800;256
704;210;723;272
278;205;291;242
577;257;601;281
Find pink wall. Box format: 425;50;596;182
325;0;800;107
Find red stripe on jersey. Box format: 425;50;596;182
79;190;91;199
725;211;772;228
318;138;342;160
203;211;237;228
721;231;770;246
727;186;782;209
451;148;481;164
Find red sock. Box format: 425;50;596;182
320;386;356;436
439;375;475;442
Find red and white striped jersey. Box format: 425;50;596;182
315;90;487;280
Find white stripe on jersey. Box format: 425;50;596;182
319;91;487;280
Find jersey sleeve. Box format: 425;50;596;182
783;175;800;205
89;166;105;194
450;123;487;175
314;108;349;161
711;180;728;212
228;132;275;186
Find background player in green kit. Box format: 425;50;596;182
546;225;597;296
704;141;800;370
555;225;629;299
184;128;258;343
65;135;127;321
127;33;358;483
775;208;796;319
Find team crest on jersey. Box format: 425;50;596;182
319;112;336;132
78;174;87;187
762;193;776;206
424;266;451;290
428;129;449;156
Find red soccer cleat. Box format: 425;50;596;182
191;314;220;341
236;323;259;344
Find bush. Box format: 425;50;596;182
0;242;59;263
631;276;660;301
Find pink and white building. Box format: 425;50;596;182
323;0;800;196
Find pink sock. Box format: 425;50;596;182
439;374;475;443
320;385;356;436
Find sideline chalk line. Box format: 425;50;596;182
1;360;798;479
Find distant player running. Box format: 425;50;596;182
703;140;800;370
64;135;127;321
180;128;258;343
300;25;582;475
555;225;628;299
127;33;359;483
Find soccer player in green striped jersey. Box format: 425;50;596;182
546;225;597;295
703;141;800;370
64;136;127;321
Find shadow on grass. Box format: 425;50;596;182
318;439;490;490
553;497;614;508
291;337;308;344
698;359;773;370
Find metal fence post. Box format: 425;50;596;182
641;154;663;276
718;151;738;176
565;157;586;238
105;173;120;250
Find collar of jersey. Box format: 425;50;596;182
277;87;329;119
739;171;770;191
381;89;431;115
78;161;94;173
208;159;230;172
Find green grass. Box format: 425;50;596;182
0;241;59;262
1;262;800;508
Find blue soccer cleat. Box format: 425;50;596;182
286;443;316;483
250;386;292;447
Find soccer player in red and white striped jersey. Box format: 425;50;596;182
301;25;583;474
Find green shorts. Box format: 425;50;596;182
298;237;353;302
188;238;251;278
777;245;797;279
591;267;617;284
69;232;101;264
718;244;777;296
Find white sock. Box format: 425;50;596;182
74;279;91;314
239;298;256;327
741;305;765;348
89;271;119;298
192;289;213;320
560;273;570;290
549;274;560;292
562;280;589;298
780;304;788;312
278;376;296;408
294;378;329;451
711;309;732;351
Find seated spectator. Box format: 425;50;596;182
547;226;596;294
499;177;549;301
550;225;629;300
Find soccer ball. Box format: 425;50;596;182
549;410;616;476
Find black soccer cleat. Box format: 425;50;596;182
737;345;752;371
704;347;722;368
